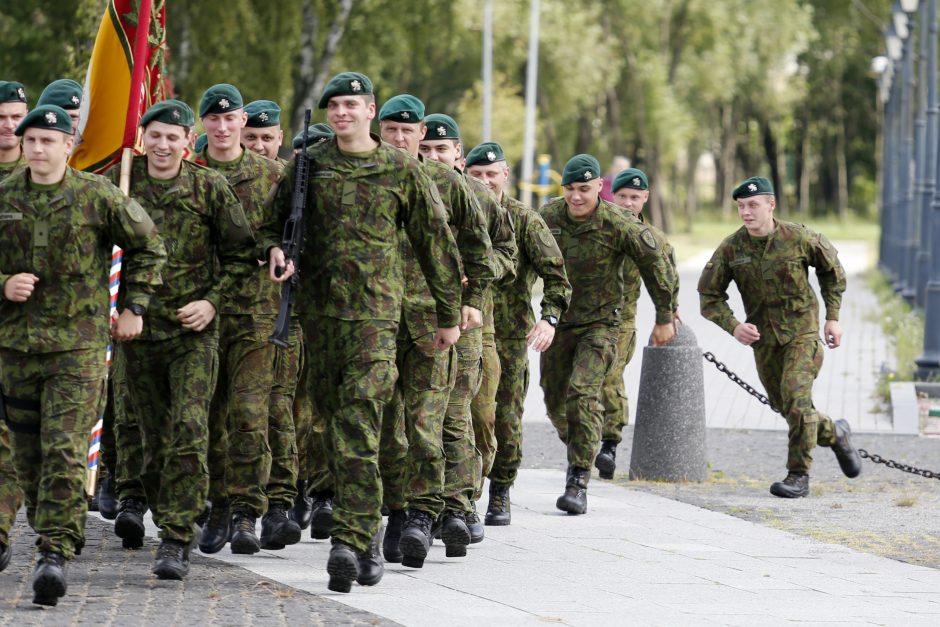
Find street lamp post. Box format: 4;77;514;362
917;0;940;379
896;24;915;297
916;0;937;307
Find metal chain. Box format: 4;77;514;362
701;351;940;481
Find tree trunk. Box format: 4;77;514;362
798;121;811;216
684;139;699;233
717;104;737;217
761;118;788;214
290;0;354;132
836;116;849;220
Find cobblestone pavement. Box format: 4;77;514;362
0;513;396;626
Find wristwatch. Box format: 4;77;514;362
542;314;558;328
127;303;147;316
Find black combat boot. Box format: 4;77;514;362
466;501;484;543
97;468;120;520
556;467;589;515
439;510;471;558
0;540;10;572
485;484;511;526
383;509;405;563
288;479;314;530
230;511;260;554
32;551;68;606
326;542;360;593
152;539;190;580
398;509;433;568
831;419;862;478
357;526;385;586
114;497;146;549
594;440;618;480
260;505;302;550
770;472;809;498
198;500;231;554
310;491;334;540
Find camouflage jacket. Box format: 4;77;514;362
698;220;846;344
539;197;677;328
400;156;495;339
493;195;571;340
618;211;679;329
199;147;283;316
0;153;26;181
260;135;463;327
0;166;166;352
465;174;517;335
113;156;256;340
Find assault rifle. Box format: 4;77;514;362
269;109;312;348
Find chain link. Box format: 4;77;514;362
701;351;940;481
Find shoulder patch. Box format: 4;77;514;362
538;228;558;249
640;228;658;250
125;201;146;223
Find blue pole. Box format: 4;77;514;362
917;0;938;308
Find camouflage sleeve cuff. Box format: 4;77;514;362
721;317;741;336
462;284;484;311
0;273;8;299
540;304;562;320
203;290;222;314
123;291;152;310
655;309;674;325
825;308;840;322
436;306;461;329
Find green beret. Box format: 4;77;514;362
15;105;73;136
317;72;373;109
423;113;460;140
195;133;208;154
561;153;601;186
465;142;505;168
292;123;334;150
245;100;281;127
199;83;244;117
140;99;195;128
612;168;649;193
378;94;425;123
37;79;82;110
732;176;774;200
0;81;27;104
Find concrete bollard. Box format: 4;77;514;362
628;323;707;482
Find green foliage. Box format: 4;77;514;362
866;269;925;401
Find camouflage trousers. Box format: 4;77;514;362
111;347;143;502
207;315;277;517
114;331;219;545
266;319;303;509
470;332;500;500
298;362;333;497
599;323;637;444
443;327;483;515
754;335;837;474
540;324;619;472
380;332;457;516
292;328;318;493
488;337;529;489
96;375;117;475
303;317;398;553
0;417;21;548
0;347;106;559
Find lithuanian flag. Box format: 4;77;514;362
70;0;168;173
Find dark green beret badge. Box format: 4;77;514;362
423;113;460;140
140;99;195;128
465;142;505;167
612;168;648;193
199;83;244;117
292;123;334;150
379;94;425;122
37;79;83;110
561;153;601;186
245;100;281;127
318;72;373;109
0;81;27;104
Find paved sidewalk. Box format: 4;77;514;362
85;469;940;626
524;240;895;433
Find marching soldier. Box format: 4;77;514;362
264;72;464;593
194;84;302;555
0;79;29;574
595;168;678;478
418;113;517;544
464;142;571;526
0;104;165;602
540;154;678;515
376;94;495;565
109;99;255;579
698;176;861;498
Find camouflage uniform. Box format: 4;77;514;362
379;157;494;517
489;196;570;489
698;220;846;473
111;156;255;546
600;216;678;443
0;153;26;551
539;197;677;474
261;135;463;553
0;166;166;559
199;147;295;516
444;175;516;514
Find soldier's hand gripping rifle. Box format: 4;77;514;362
269;109;312;348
